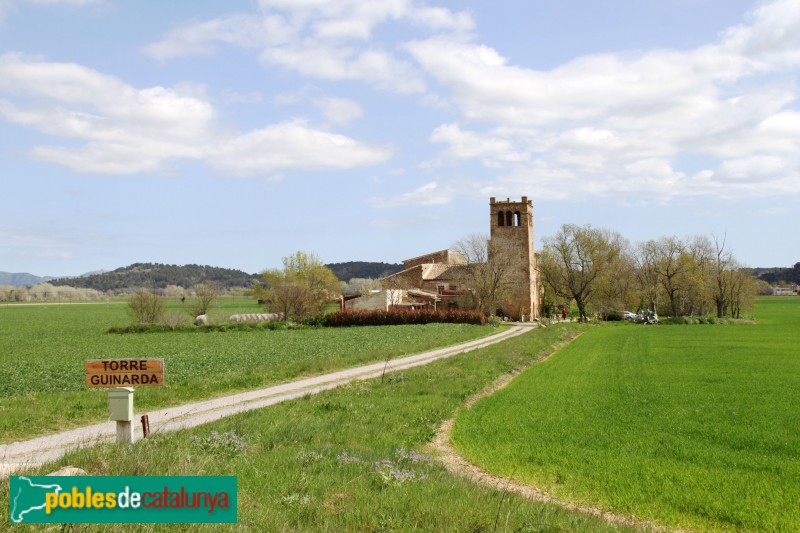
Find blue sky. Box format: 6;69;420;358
1;0;798;277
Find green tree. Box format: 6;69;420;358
539;224;627;322
253;251;341;319
726;266;757;318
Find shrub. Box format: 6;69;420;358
322;309;487;327
603;310;624;321
127;290;165;324
186;283;217;317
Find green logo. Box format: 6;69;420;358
9;476;237;523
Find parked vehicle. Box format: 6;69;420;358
624;309;659;324
638;309;659;324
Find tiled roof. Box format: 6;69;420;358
421;263;450;280
407;288;440;299
430;264;472;281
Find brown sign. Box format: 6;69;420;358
85;358;165;388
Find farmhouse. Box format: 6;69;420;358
345;197;540;319
772;286;797;296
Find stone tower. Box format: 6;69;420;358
489;196;540;319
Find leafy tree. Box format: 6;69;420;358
593;241;638;318
539;224;627;322
253;251;341;319
651;237;690;317
726;267;757;318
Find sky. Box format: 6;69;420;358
0;0;798;278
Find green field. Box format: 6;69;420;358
1;320;629;532
453;297;800;531
0;301;497;443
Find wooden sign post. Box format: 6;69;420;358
85;359;165;443
85;358;165;388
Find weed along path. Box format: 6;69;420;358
0;324;535;476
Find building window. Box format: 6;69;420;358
514;211;521;226
497;211;504;226
506;211;513;226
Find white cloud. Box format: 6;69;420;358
429;123;529;167
719;155;794;181
407;6;473;32
0;54;391;175
142;14;291;61
368;181;453;208
719;0;800;69
260;44;425;93
314;97;363;126
395;0;800;204
145;0;473;93
210;120;390;177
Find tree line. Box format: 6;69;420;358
752;263;800;285
538;225;759;321
325;261;403;281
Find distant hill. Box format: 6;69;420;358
6;261;405;289
0;272;52;286
50;263;258;291
325;261;403;281
753;262;800;285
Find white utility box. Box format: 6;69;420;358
108;387;134;421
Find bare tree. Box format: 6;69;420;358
128;289;165;324
648;236;692;317
187;282;218;317
709;235;757;318
379;272;413;308
453;233;525;316
634;240;661;312
726;266;757;318
709;234;733;318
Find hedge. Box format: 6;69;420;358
321;309;487;327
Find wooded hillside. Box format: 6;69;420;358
325;261;403;281
50;263;258;291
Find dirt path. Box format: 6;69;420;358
428;332;686;533
1;323;536;477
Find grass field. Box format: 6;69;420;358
453;297;800;531
0;301;498;443
0;321;628;532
